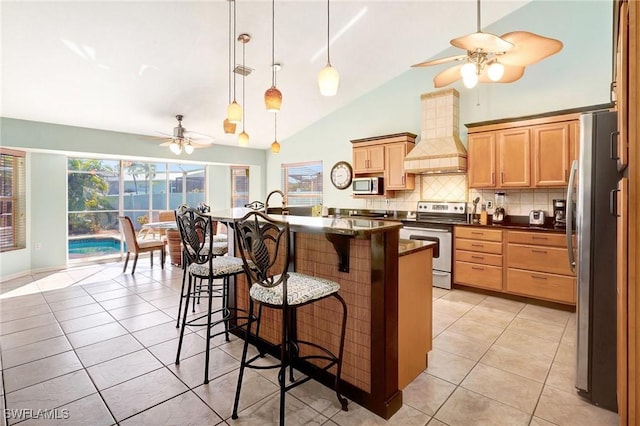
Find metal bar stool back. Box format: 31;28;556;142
174;207;246;384
232;211;349;425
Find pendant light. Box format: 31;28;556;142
227;0;242;124
270;113;280;154
264;0;282;112
238;33;250;146
318;0;339;96
224;0;237;133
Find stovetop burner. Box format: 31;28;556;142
414;200;467;224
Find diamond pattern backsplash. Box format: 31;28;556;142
422;174;467;201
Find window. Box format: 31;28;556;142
281;161;323;206
0;149;26;252
231;166;249;207
67;157;207;262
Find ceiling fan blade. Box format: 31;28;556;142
411;54;467;68
498;31;563;66
159;140;172;147
189;140;213;148
433;64;463;88
451;31;514;53
479;64;525;83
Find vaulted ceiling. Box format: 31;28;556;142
1;1;531;150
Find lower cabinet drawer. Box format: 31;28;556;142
454;261;503;291
455;250;503;267
455;239;503;254
506;268;576;304
507;244;574;275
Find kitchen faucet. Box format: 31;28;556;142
264;189;289;215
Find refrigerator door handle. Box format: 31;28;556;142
566;160;578;272
610;188;620;217
609;131;620;160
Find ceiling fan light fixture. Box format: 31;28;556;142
238;131;249;146
460;62;477;79
184;141;194;155
488;61;505;81
463;72;479;89
318;64;339;96
170;140;182;155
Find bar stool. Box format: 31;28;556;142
174;207;247;384
232;211;349;425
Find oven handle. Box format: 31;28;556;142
408;235;440;258
403;227;450;233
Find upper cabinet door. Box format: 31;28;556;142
352;145;385;174
352;146;370;173
385;142;415;190
497;128;531;187
468;133;496;188
532;122;571;187
368;145;385;172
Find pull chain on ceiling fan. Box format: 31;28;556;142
412;0;563;89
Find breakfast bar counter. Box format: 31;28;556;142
207;208;435;419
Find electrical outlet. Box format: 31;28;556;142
34;242;42;250
486;200;494;210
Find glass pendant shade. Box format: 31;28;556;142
238;131;249;146
184;142;194;155
462;72;479;89
270;140;280;154
223;118;236;134
170;140;182;155
460;62;477;79
264;86;282;112
227;101;242;124
488;62;505;82
318;64;339;96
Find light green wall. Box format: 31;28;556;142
267;0;614;210
0;117;267;279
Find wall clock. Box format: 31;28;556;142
330;161;353;190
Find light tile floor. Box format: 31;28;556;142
0;260;620;426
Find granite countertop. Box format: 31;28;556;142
399;239;438;257
207;208;402;237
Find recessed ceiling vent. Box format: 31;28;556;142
233;65;253;76
404;88;468;174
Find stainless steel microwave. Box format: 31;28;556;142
352;177;384;195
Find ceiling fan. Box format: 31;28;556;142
411;0;563;89
150;114;214;155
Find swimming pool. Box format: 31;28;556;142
68;236;123;258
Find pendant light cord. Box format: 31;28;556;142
271;0;275;86
233;0;237;102
228;1;232;103
242;40;246;132
326;0;331;66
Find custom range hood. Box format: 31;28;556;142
404;88;467;174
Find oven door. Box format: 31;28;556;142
400;226;452;289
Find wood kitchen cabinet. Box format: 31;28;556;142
467;113;581;189
351;132;416;190
532;122;572;186
454;227;503;291
505;231;576;305
385;142;415;190
353;144;385;173
467;133;496;188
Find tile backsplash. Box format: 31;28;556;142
366;173;567;216
469;188;568;217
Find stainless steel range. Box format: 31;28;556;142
401;201;467;289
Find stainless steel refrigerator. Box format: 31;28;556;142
566;109;618;412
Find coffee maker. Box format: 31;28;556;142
553;199;567;228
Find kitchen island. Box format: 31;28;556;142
207;208;436;419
